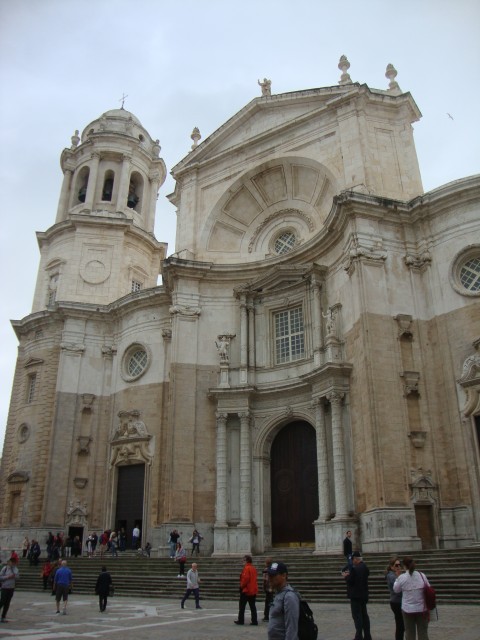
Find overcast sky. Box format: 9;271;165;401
1;0;479;449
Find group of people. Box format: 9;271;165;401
168;528;203;560
342;530;433;640
1;529;435;638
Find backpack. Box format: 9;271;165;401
282;588;318;640
420;572;436;610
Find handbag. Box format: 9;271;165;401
420;572;436;610
109;585;115;597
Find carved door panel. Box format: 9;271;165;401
115;464;145;544
415;504;436;549
271;421;318;545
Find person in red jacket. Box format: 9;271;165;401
234;555;258;626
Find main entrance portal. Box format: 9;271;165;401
271;421;318;545
115;464;144;546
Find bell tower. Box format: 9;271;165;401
32;108;167;311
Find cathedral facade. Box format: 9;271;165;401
1;60;480;555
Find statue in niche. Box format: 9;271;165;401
322;307;338;337
258;78;272;96
215;337;230;363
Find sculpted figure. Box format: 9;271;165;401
258;78;272;96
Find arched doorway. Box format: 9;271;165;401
115;463;144;547
271;421;318;545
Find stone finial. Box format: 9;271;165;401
71;129;80;148
191;127;201;149
385;63;401;94
258;77;272;96
338;55;352;84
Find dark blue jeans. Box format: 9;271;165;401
350;598;372;640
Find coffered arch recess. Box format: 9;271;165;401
201;157;338;262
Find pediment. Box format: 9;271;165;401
235;264;322;297
24;357;44;368
172;87;356;176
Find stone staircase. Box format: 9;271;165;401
15;547;480;605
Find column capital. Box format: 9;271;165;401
327;390;344;405
215;412;228;422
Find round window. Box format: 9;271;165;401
121;343;151;382
450;245;480;297
18;423;30;443
274;231;296;255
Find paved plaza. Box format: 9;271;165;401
0;591;477;640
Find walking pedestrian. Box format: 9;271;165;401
181;562;202;609
262;557;274;621
53;560;73;615
0;559;20;623
234;555;258;626
95;565;113;612
267;561;299;640
175;541;187;577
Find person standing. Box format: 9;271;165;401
41;560;53;590
175;542;187;577
29;540;41;566
95;565;113;612
267;561;299;640
53;560;73;615
181;562;202;609
132;525;140;550
262;557;274;621
169;529;180;558
343;530;353;569
234;555;258;626
189;529;203;556
22;536;30;559
386;557;405;640
0;559;20;623
109;532;119;558
342;551;372;640
394;556;431;640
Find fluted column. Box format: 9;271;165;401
116;154;132;210
239;294;248;385
215;412;228;525
239;411;251;524
314;398;330;520
327;390;348;518
56;167;73;222
84;153;100;211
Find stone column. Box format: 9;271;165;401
314;398;330;520
327;390;348;518
248;303;255;381
239;411;251;524
239;294;248;385
311;277;322;367
56;167;73;222
215;412;228;526
84;153;100;211
147;171;161;232
116;154;132;211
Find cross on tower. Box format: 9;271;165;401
119;93;128;109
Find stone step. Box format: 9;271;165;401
15;547;480;605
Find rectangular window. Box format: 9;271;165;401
27;373;37;403
131;280;142;292
274;306;305;364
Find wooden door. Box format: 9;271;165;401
115;464;144;543
415;504;436;549
271;421;318;545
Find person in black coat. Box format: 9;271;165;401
95;566;113;612
342;551;372;640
